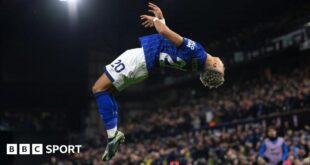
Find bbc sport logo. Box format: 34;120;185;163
6;144;82;155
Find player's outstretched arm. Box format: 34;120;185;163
140;3;183;47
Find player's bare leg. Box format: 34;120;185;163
92;73;125;161
92;73;117;93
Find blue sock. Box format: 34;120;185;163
94;91;118;138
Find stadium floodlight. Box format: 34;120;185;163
59;0;76;2
58;0;78;4
58;0;79;25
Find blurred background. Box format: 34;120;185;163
1;0;310;164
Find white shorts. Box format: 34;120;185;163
104;48;149;91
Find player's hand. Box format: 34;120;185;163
140;15;155;28
148;2;164;19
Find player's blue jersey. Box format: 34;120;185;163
139;34;207;73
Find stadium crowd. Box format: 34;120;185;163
44;120;310;165
40;62;310;165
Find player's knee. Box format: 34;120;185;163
92;84;108;93
92;74;113;93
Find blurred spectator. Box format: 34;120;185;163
258;126;288;165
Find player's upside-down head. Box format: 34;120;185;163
200;54;225;88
